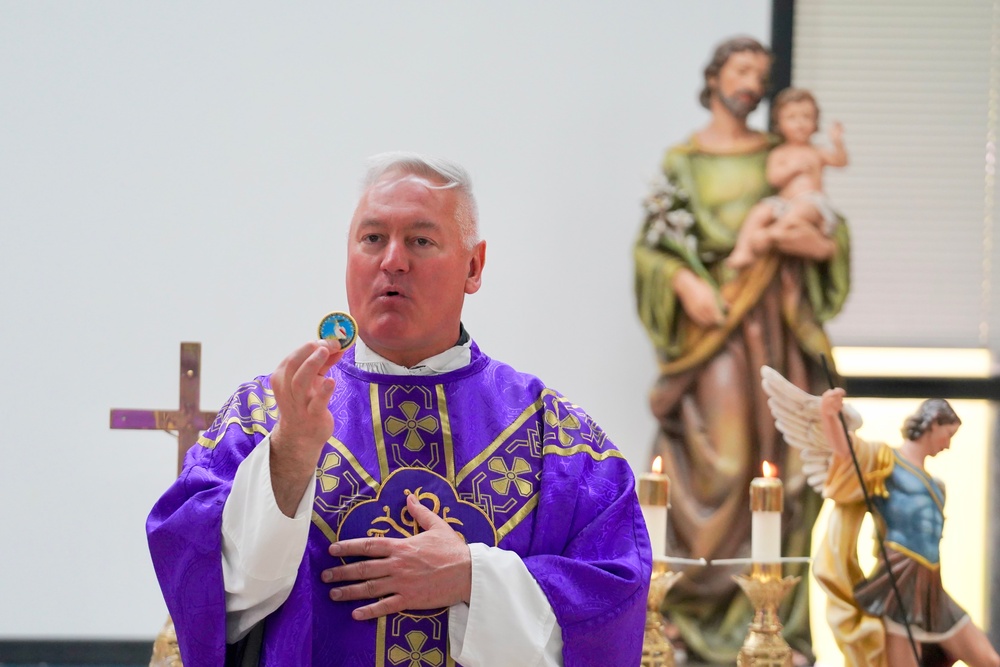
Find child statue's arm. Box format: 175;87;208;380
820;121;849;168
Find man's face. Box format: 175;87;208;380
711;50;770;119
346;171;485;367
777;100;818;144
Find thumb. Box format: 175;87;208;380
407;494;448;533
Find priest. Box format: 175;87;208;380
147;152;651;666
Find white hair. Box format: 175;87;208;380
361;151;480;249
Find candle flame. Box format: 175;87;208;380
762;460;778;478
652;456;663;474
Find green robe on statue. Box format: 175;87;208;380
634;135;851;662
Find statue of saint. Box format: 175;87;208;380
633;35;851;663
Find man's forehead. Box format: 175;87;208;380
351;171;457;229
357;172;453;209
369;171;451;196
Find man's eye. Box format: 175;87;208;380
413;237;431;247
363;234;381;243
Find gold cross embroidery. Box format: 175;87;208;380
488;457;534;496
544;406;581;447
247;390;279;424
315;451;342;493
385;401;439;452
387;630;444;667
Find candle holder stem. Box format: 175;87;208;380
733;570;800;667
641;562;683;667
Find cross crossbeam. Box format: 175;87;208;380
110;342;218;474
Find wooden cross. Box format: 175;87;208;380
110;341;219;475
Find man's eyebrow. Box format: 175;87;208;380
356;219;442;232
355;219;386;232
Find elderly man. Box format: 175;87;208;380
148;153;651;666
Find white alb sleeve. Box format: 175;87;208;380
221;436;315;643
448;543;563;667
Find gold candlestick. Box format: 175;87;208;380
738;461;798;666
733;573;800;667
641;561;683;667
150;616;182;667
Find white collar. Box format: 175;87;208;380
353;337;472;376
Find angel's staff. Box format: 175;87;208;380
819;355;920;665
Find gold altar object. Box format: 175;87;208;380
733;570;800;667
641;562;683;667
150;617;182;667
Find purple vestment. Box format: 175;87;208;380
147;343;651;666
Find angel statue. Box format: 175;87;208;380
760;365;1000;667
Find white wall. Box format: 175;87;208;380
0;2;770;638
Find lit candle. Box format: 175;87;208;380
638;456;670;557
750;461;783;568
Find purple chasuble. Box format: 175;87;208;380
147;342;651;666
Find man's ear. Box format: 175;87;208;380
464;241;486;295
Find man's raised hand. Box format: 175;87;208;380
269;339;344;516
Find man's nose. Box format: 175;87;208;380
380;239;409;273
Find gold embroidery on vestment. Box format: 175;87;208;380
455;391;551;483
488;456;534;496
542;444;625;461
497;495;540;540
374;384;454;478
197;381;276;449
387;630;445;667
385;401;439;452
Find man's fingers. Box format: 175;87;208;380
290;344;332;399
294;342;346;403
407;494;447;532
350;594;406;621
318;340;346;375
276;341;325;384
329;537;394;559
328;577;390;603
323;555;389;584
307;376;337;417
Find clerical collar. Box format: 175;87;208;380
353;325;472;376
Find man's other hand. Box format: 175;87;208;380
323;494;473;620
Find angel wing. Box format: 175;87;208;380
760;365;863;493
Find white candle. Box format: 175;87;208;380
638;456;670;557
750;461;782;564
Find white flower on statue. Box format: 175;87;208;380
666;209;695;231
